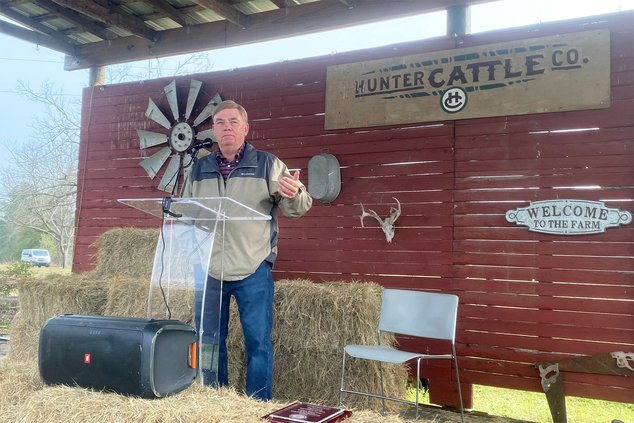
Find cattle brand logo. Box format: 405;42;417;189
505;200;632;235
441;87;467;113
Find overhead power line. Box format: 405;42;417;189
0;57;63;64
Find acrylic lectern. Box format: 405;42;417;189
118;197;271;386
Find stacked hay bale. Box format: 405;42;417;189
1;227;414;422
90;227;159;279
0;361;41;419
258;279;405;408
105;276;195;325
8;274;109;363
104;276;408;409
0;378;413;423
7;228;159;363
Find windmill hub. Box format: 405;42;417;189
168;121;195;153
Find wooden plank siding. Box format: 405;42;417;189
73;11;634;406
447;12;634;406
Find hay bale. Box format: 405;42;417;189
5;226;408;415
75;227;408;404
105;277;195;325
104;276;151;318
0;359;413;423
10;276;407;412
101;275;407;410
8;274;109;363
91;228;158;279
0;361;41;417
227;279;408;410
17;274;107;327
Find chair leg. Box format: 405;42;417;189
339;350;347;406
414;358;420;420
379;361;386;414
415;358;421;419
452;344;465;423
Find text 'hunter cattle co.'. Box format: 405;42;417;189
325;30;610;129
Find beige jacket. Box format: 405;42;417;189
182;142;312;280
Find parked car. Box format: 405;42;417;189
20;249;52;267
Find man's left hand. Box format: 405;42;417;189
278;170;302;199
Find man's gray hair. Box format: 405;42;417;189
213;100;248;123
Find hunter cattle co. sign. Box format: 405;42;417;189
506;200;632;235
325;30;610;129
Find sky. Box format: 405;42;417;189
0;0;633;161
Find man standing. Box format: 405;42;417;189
183;100;312;401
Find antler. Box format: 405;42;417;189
359;197;401;242
385;198;401;225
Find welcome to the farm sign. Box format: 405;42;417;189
505;200;632;235
325;30;610;129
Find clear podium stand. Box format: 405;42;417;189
118;197;271;386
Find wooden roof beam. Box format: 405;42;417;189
268;0;287;7
36;0;114;40
49;0;159;41
66;0;475;70
0;4;78;46
0;18;77;55
148;0;189;27
338;0;357;8
4;0;33;6
190;0;248;29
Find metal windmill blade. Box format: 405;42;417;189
164;80;179;121
193;93;223;127
196;128;213;141
185;79;202;120
137;130;167;149
137;79;221;193
158;154;185;192
145;98;172;130
140;147;171;179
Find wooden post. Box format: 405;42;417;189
447;5;471;36
89;65;106;86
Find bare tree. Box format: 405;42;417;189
0;81;79;267
0;53;214;267
106;53;214;84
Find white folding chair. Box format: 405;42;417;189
339;288;464;422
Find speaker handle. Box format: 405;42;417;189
188;342;197;369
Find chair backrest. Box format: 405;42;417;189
378;289;458;342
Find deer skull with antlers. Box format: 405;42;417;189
358;197;401;242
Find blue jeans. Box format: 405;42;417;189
194;261;274;401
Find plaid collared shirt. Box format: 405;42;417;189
216;143;245;180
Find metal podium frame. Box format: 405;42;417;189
118;197;271;385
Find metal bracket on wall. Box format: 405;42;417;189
535;352;633;423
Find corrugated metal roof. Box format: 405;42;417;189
0;0;492;69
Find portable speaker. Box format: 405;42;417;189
39;314;197;398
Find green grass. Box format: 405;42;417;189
473;385;634;422
0;262;71;278
406;384;634;422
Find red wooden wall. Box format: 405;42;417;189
74;11;634;406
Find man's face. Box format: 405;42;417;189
212;108;249;154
